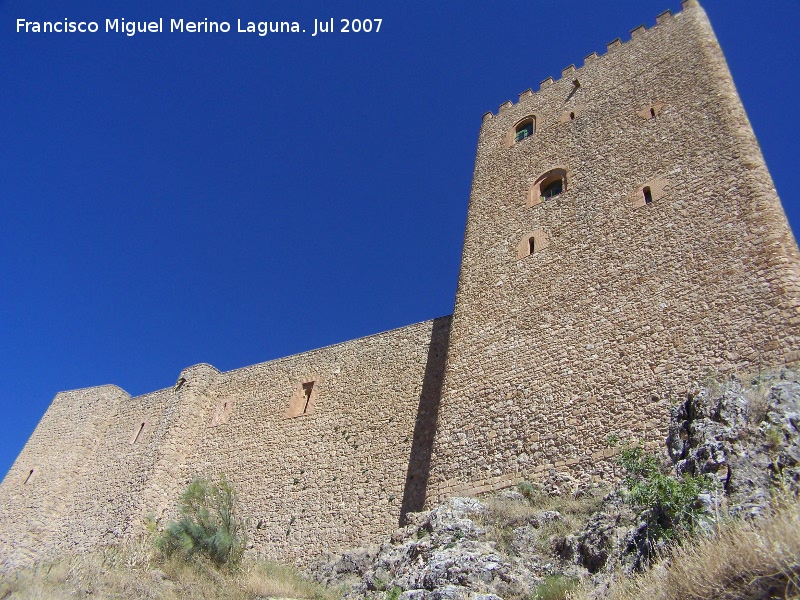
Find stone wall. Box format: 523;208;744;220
0;317;450;568
0;385;132;567
169;316;450;563
426;1;800;503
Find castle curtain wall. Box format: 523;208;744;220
0;318;449;567
173;317;450;562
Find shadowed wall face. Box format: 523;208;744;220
176;318;451;562
0;319;451;568
400;315;451;521
427;3;800;502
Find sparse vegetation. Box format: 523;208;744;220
242;560;339;600
480;482;606;556
618;445;713;544
743;374;773;425
531;574;579;600
518;480;540;502
569;494;800;600
156;476;247;568
0;539;338;599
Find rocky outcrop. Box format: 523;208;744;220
311;368;800;599
668;369;800;518
313;497;559;600
560;368;800;579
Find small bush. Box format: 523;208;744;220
156;476;247;567
518;481;543;504
386;585;403;600
531;574;578;600
764;423;783;449
618;446;711;544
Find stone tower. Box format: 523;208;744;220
425;0;800;502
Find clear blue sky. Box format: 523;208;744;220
2;0;799;479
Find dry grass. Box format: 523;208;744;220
740;374;775;427
0;539;338;600
242;561;339;600
569;495;800;600
480;485;607;555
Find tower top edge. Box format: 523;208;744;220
484;1;702;121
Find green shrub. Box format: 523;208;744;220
764;424;783;449
618;446;711;544
530;574;578;600
386;585;403;600
517;481;541;504
156;476;247;567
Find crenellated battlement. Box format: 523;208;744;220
482;3;692;122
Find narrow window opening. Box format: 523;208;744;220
541;178;563;200
286;380;318;418
514;119;534;142
24;469;34;485
518;229;549;258
650;107;656;118
643;186;653;204
133;422;145;444
302;382;314;414
569;112;575;120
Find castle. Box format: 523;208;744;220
3;0;800;570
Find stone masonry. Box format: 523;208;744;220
426;0;800;503
2;0;799;570
0;318;450;568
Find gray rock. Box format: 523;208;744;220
561;369;800;577
495;488;525;502
669;371;800;518
311;369;800;598
538;510;561;524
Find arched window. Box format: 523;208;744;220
529;168;568;206
505;116;537;147
515;118;534;142
541;178;563;200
